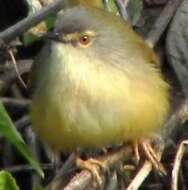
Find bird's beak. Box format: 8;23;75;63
43;32;62;42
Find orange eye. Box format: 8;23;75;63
79;35;90;45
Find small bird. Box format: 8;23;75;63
31;5;170;177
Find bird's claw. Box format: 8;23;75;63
76;157;106;188
141;140;166;175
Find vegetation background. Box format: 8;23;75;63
0;0;188;189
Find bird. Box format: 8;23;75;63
30;4;170;183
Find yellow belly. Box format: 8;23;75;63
31;65;169;152
31;43;170;152
32;91;168;152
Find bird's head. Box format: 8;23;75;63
44;6;130;61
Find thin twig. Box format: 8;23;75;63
145;0;184;48
26;127;42;188
0;60;32;92
8;49;27;88
126;161;152;190
105;171;118;190
162;99;188;142
127;146;164;190
115;0;130;22
4;59;32;73
2;97;31;109
15;115;31;129
59;146;132;190
0;0;68;43
172;140;188;190
1;163;53;173
0;60;32;82
2;142;13;168
48;153;76;190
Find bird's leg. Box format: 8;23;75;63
140;139;166;175
133;141;140;163
75;150;107;188
76;157;103;186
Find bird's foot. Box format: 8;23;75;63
133;139;166;175
76;157;107;187
133;141;140;163
140;139;166;175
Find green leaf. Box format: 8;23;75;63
0;171;19;190
22;33;39;46
23;14;56;46
45;15;56;29
22;1;57;46
0;101;44;178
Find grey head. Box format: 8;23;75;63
30;6;158;94
54;5;125;38
50;6;153;66
50;6;134;60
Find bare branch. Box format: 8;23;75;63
0;0;68;43
146;0;184;48
50;146;133;190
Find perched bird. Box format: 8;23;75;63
31;5;170;175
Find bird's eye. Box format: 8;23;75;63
79;35;91;46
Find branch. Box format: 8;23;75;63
15;115;31;129
1;163;53;173
49;146;133;190
0;59;32;92
0;0;68;43
145;0;184;48
2;97;31;109
162;99;188;142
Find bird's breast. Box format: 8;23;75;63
31;43;169;152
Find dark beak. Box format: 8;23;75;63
42;32;62;42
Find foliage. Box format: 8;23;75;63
0;171;20;190
0;101;44;177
